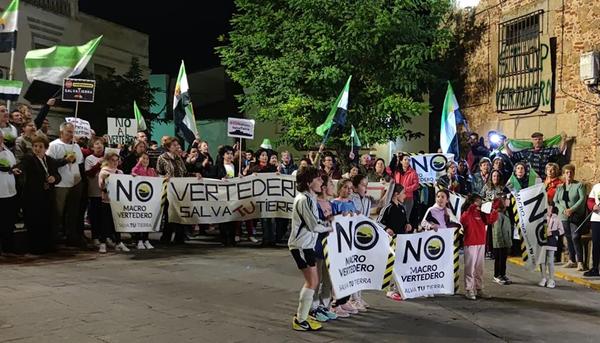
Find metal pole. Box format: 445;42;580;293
75;101;79;118
238;137;243;176
7;47;15;110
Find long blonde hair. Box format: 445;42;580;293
102;151;119;167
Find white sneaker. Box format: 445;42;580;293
115;242;130;252
234;235;241;242
249;236;259;243
99;243;107;254
546;279;556;288
538;278;547;287
144;241;154;249
106;238;116;248
137;241;146;250
92;239;101;247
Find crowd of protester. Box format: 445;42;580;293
1;99;599;299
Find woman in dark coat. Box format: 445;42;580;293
20;135;61;254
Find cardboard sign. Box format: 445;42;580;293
227;117;255;139
107;117;138;145
62;78;95;103
65;117;91;138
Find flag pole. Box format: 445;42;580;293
7;47;15;110
238;137;243;177
75;101;79;118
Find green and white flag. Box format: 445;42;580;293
350;125;361;148
24;35;103;85
316;75;351;137
0;0;18;52
0;79;22;100
133;100;147;131
499;134;562;153
173;60;198;143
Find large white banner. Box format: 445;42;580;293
168;174;296;224
325;215;390;299
409;153;454;184
106;174;166;232
515;183;547;270
393;229;455;298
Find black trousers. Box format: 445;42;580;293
592;222;600;270
0;196;17;253
101;203;121;243
493;247;508;277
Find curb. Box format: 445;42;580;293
508;257;600;291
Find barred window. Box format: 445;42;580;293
496;10;544;113
24;0;72;17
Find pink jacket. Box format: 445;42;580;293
131;163;157;177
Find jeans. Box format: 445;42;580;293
562;220;583;263
261;218;276;245
54;183;83;245
88;197;102;240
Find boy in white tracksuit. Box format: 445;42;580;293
288;166;332;331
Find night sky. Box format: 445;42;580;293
78;0;235;74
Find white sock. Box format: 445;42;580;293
322;297;331;308
297;287;315;322
311;299;320;310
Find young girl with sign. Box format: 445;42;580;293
421;189;462;231
349;174;384;310
460;194;499;300
377;184;412;301
131;152;157;250
288;166;332;331
539;206;564;288
312;175;339;321
98;151;129;253
330;178;360;316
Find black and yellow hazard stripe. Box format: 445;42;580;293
382;236;396;291
161;177;168;208
510;195;528;263
322;237;330;270
453;228;461;293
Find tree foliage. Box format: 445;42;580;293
80;57;161;135
217;0;455;149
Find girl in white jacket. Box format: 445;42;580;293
288;166;332;331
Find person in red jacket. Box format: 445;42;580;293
460;194;499;300
389;153;419;220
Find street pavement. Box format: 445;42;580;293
1;239;600;343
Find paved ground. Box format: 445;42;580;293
1;238;600;343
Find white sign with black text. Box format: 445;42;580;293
106;174;165;233
65;117;91;139
393;229;455;298
409;153;454;184
326;215;390;299
107;117;138;145
515;183;547;270
227;117;255;139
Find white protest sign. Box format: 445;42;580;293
409;153;454;184
106;174;166;232
515;183;547;270
447;191;466;220
107;117;138;145
65;117;91;138
168;173;296;224
326;215;390;298
227;117;255;139
393;229;455;298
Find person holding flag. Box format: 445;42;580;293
504;132;570;179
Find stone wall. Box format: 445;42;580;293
461;0;600;184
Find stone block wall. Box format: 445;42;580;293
461;0;600;184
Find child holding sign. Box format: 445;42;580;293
288;166;332;332
460;194;499;300
378;184;412;301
